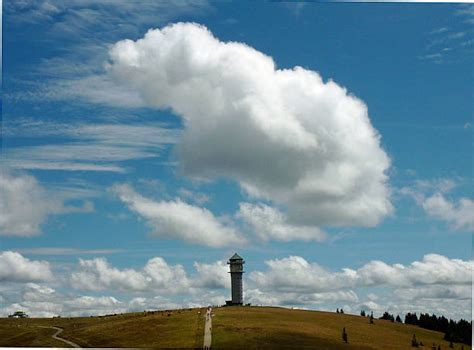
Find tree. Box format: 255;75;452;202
340;308;344;314
411;334;419;347
449;341;453;348
336;308;339;314
370;312;374;324
405;313;419;325
342;327;348;343
380;311;395;322
360;310;366;317
396;315;402;323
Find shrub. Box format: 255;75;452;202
411;334;419;347
342;327;348;343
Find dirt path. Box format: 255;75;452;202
203;307;212;349
36;326;80;348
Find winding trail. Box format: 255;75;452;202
203;307;212;350
36;326;81;348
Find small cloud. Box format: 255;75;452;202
447;32;466;40
430;27;448;34
106;213;130;221
419;53;442;60
221;18;238;25
418;53;443;64
281;2;307;18
463;122;472;130
455;4;474;24
177;188;210;205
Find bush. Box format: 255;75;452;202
411;334;419;347
342;327;348;343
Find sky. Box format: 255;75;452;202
1;1;473;320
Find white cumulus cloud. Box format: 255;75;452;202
193;260;228;289
0;170;63;236
111;183;244;247
0;251;53;282
401;178;473;232
0;170;93;236
107;22;392;232
71;257;150;292
422;193;474;231
71;256;192;293
238;202;326;242
250;254;473;293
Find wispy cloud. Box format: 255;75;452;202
455;4;474;24
4;119;179;172
420;6;473;64
13;248;124;256
5;1;210;39
4;0;210;106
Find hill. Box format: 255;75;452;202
0;306;470;349
213;306;469;349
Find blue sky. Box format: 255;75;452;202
1;1;473;319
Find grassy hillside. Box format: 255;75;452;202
0;306;470;349
0;308;206;348
213;307;469;350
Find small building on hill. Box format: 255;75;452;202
8;311;29;318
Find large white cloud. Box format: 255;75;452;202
250;254;473;293
71;257;150;292
107;22;393;232
111;183;244;247
71;256;213;293
0;251;53;282
246;254;473;319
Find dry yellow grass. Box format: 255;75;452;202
212;306;471;350
0;308;205;348
0;306;470;349
0;324;67;347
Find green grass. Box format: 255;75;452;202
0;306;470;349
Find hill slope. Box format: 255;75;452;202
0;306;469;349
213;306;468;350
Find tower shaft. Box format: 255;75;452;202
230;271;243;305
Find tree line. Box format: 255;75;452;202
377;311;472;345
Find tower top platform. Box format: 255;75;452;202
228;253;244;262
